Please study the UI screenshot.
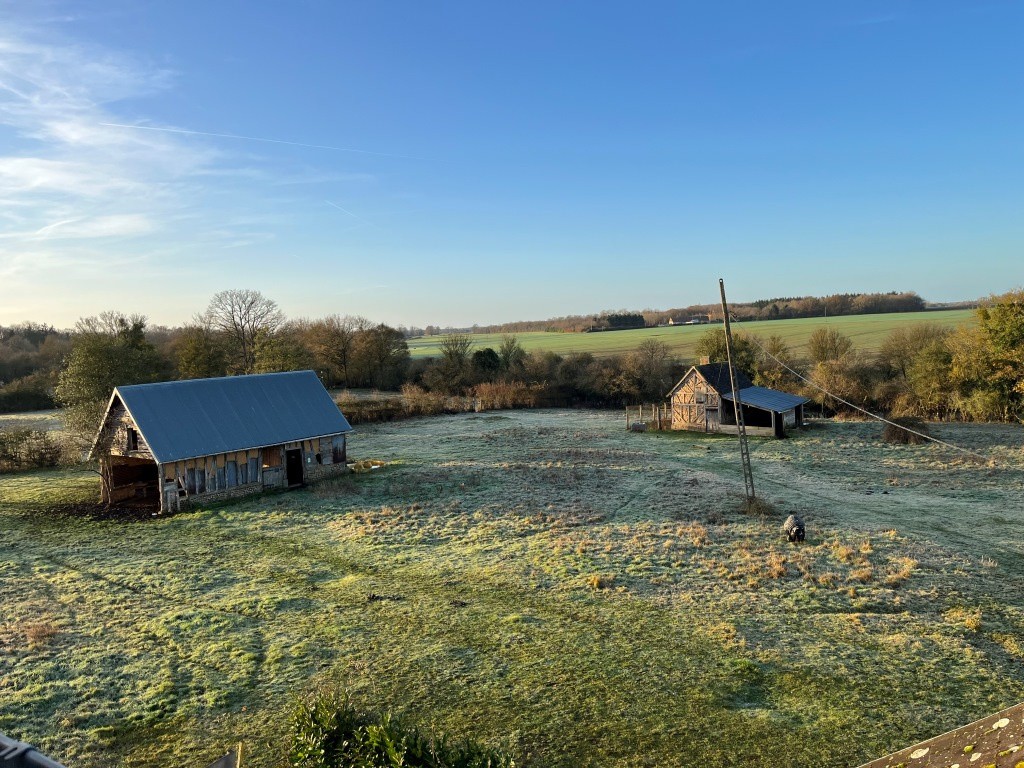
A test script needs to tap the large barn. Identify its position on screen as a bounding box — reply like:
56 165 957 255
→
667 362 808 438
89 370 353 513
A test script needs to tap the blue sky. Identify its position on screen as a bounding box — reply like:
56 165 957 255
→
0 1 1021 329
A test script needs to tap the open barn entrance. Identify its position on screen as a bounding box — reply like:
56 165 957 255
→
101 456 160 509
285 449 304 487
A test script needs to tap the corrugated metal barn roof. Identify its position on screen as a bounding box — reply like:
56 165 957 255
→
101 370 352 464
722 386 808 413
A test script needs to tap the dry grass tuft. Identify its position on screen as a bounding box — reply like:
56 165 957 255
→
25 623 58 647
766 551 787 579
882 557 918 587
677 522 709 548
586 573 616 590
815 571 838 587
848 566 874 584
944 606 982 632
833 543 856 564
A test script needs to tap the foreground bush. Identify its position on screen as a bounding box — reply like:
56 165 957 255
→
289 690 516 768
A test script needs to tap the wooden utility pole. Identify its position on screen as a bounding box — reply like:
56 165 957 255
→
719 278 756 507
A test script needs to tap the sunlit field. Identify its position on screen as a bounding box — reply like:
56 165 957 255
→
406 309 976 360
2 408 1022 767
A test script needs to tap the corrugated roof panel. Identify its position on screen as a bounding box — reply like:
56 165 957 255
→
694 363 753 393
722 386 808 412
114 370 352 464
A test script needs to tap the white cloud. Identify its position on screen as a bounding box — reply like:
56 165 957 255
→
0 24 213 293
0 14 388 326
32 213 155 240
0 156 141 196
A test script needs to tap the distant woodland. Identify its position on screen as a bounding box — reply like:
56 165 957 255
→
1 290 1020 442
426 290 956 335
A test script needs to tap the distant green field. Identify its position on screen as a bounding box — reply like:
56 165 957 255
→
407 309 976 361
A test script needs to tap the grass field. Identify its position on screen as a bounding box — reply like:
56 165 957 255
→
0 410 64 432
406 309 976 361
2 409 1023 767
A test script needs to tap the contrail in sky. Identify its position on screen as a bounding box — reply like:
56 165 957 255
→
325 199 377 228
99 122 416 159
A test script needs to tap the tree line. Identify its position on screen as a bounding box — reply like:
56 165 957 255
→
2 289 1021 440
702 289 1024 422
429 290 935 335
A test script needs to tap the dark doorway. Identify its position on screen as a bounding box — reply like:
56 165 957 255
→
285 449 304 487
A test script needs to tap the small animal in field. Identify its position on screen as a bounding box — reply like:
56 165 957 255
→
782 514 805 543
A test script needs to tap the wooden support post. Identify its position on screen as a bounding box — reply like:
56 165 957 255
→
720 278 756 508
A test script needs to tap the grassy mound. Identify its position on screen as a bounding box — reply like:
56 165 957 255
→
882 417 931 445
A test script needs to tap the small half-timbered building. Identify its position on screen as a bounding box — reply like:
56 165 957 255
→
89 370 353 513
667 362 807 438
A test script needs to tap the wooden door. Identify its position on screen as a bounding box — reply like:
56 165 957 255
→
706 407 720 432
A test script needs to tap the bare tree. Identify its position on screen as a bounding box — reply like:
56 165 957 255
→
623 339 673 402
200 289 284 374
300 314 371 387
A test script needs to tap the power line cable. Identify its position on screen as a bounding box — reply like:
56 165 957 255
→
746 336 993 465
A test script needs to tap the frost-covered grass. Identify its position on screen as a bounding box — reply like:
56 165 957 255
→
0 409 64 433
1 410 1023 767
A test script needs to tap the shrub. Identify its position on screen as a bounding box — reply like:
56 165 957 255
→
289 689 516 768
0 375 56 412
343 398 406 424
0 429 67 472
473 381 541 410
399 384 453 416
881 417 930 445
